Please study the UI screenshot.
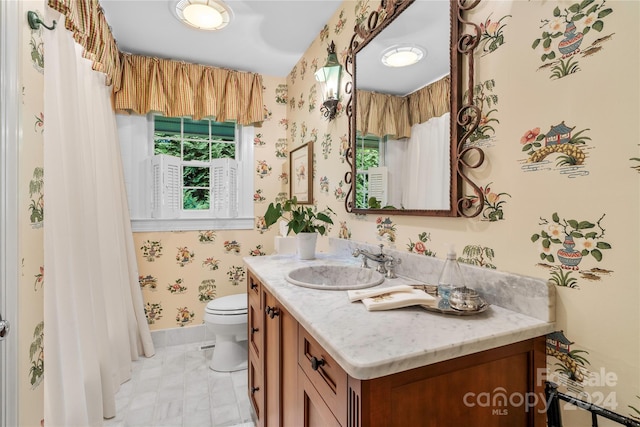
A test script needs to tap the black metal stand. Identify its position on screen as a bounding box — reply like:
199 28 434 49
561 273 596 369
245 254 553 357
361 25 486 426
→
545 381 640 427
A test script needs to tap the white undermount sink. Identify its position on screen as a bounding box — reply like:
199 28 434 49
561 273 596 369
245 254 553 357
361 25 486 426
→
285 265 384 290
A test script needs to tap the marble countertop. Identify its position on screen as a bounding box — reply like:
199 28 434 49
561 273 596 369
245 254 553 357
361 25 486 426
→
244 253 555 380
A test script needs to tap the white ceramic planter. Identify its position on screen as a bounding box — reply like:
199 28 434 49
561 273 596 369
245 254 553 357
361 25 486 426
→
296 232 318 260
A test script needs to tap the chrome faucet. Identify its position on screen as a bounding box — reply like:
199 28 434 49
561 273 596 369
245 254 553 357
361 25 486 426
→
352 244 401 278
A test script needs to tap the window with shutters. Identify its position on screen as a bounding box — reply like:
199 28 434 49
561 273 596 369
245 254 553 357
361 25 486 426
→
117 114 254 231
354 134 387 209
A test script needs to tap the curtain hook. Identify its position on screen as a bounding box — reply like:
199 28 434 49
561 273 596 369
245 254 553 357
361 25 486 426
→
27 11 57 31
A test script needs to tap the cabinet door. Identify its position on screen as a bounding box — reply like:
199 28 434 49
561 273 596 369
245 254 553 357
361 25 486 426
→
263 288 299 427
247 271 264 427
264 290 281 427
298 367 341 427
280 302 299 427
248 293 263 362
358 337 546 427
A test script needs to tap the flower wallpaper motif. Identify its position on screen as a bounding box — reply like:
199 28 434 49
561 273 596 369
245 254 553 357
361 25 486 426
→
532 212 612 288
478 13 512 56
407 232 436 257
474 182 511 222
531 0 614 79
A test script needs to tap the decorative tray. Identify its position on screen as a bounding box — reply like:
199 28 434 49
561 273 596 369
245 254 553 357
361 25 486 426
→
412 285 490 316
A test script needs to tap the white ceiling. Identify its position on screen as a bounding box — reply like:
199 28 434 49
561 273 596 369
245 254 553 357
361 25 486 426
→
356 1 450 96
100 0 451 95
100 0 343 77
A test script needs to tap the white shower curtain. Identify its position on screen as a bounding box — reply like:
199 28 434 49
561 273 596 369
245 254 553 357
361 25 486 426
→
401 113 451 210
43 10 154 427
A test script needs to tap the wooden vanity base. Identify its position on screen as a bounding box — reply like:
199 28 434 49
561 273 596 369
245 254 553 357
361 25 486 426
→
248 270 547 427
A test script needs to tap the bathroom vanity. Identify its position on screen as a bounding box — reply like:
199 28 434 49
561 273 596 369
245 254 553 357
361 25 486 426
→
244 248 555 427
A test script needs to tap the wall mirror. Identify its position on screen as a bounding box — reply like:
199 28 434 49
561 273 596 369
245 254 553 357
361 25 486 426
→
345 0 484 217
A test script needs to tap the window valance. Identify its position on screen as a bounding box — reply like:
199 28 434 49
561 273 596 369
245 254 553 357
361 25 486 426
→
113 54 264 126
357 75 450 139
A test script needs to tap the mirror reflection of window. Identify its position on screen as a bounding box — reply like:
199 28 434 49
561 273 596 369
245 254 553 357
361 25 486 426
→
355 134 385 209
358 111 451 211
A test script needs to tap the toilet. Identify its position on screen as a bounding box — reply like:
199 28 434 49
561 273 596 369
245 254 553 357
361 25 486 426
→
204 293 248 372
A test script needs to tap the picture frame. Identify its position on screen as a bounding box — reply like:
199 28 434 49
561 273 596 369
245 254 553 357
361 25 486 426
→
289 141 313 205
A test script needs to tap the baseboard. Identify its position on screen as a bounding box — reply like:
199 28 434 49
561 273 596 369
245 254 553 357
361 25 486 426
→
150 324 216 349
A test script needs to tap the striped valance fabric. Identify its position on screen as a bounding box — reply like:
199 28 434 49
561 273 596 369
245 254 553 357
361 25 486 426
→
113 54 264 125
357 75 450 139
407 75 450 126
357 91 412 139
48 0 121 90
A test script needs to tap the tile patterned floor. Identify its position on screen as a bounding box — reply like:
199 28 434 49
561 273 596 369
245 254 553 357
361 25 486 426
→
103 342 255 427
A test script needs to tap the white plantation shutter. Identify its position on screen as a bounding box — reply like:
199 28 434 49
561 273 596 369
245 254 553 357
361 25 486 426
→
368 166 388 207
151 154 181 218
211 158 238 217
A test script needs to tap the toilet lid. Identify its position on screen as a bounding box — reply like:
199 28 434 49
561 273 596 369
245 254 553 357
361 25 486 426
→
206 293 247 315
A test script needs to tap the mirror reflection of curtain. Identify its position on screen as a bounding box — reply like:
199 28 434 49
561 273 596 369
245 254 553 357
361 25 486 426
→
356 75 450 140
407 75 450 125
401 113 451 209
357 91 411 139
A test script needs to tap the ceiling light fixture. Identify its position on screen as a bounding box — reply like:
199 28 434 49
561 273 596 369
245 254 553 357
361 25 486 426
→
175 0 231 31
381 44 426 68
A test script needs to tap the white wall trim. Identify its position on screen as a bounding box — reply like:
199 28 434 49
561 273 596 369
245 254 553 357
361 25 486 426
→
131 217 254 232
0 1 21 426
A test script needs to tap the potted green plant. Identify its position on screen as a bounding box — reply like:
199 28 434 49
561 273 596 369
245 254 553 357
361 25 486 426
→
264 197 334 259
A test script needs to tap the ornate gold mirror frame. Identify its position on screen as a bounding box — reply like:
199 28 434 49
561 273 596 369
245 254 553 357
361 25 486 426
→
344 0 484 217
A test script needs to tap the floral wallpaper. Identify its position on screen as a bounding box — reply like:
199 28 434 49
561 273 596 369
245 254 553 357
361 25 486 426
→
286 0 638 424
19 2 45 426
12 0 639 425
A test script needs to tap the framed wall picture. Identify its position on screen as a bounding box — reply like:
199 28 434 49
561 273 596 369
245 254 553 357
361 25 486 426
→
290 141 313 204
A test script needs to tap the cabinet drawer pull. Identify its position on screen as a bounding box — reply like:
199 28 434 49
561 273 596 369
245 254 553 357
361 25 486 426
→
265 306 280 319
250 282 258 290
251 327 259 334
251 386 259 395
310 356 325 371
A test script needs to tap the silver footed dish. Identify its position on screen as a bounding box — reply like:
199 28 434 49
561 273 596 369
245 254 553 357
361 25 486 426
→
413 284 490 316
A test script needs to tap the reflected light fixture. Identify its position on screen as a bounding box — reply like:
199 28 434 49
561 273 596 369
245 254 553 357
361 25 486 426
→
175 0 232 31
381 44 426 68
314 41 342 121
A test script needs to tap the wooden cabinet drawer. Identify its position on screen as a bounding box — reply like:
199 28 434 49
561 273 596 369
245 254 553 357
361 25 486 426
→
247 270 261 306
298 327 347 425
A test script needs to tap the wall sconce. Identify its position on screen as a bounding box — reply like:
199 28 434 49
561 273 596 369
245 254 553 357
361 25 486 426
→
314 41 342 121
